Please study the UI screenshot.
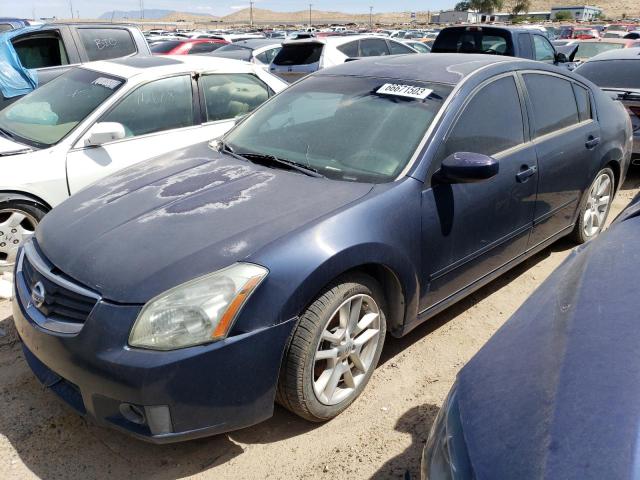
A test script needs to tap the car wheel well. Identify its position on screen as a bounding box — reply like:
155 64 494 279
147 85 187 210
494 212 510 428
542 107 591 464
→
340 264 406 337
605 160 620 191
0 191 52 211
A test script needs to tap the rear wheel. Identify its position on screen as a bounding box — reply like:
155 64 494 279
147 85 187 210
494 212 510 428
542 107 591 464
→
0 200 47 273
570 167 614 244
277 274 387 421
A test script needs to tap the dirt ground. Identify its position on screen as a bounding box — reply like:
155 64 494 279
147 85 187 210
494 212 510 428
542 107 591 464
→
1 170 639 480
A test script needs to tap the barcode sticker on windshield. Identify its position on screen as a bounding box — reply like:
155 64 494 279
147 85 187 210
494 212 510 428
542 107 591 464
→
377 84 433 99
92 77 121 90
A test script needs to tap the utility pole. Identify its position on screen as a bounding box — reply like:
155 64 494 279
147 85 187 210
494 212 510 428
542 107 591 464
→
69 0 73 19
369 6 373 30
139 0 145 20
249 1 254 28
309 4 312 28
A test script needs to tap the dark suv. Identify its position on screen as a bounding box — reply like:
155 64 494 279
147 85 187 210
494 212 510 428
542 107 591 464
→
1 23 150 108
432 25 565 64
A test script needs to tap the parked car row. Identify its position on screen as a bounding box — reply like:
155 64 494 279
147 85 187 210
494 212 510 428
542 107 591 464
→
6 42 633 448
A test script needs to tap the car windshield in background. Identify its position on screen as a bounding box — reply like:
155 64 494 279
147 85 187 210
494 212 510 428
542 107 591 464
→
432 28 513 55
0 68 124 148
577 60 640 89
273 43 323 65
225 76 451 183
150 40 184 53
575 42 625 60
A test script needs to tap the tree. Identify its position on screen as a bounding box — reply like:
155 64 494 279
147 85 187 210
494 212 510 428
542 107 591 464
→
454 2 471 11
511 0 530 16
469 0 504 14
554 10 572 21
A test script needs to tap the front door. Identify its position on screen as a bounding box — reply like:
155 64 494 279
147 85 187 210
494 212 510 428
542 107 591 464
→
66 74 234 194
420 74 538 311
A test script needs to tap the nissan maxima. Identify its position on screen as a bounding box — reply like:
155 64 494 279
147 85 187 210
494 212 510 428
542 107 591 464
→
12 54 632 442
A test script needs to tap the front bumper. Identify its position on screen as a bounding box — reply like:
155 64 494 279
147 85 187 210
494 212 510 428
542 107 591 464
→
13 263 296 443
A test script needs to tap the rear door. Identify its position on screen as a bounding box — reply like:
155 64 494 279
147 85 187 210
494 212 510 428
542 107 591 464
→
520 71 600 246
420 73 538 310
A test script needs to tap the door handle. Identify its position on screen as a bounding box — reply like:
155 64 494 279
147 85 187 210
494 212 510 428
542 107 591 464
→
516 165 537 183
585 136 600 149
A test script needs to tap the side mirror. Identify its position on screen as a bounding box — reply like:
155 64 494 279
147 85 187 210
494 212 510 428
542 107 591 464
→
435 152 499 184
554 52 568 64
85 122 126 146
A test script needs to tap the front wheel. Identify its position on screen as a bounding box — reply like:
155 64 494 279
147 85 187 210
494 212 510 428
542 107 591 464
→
0 200 47 273
570 167 615 244
277 274 387 422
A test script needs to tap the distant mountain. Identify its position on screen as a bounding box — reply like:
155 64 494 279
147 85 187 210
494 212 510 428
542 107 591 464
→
98 9 215 21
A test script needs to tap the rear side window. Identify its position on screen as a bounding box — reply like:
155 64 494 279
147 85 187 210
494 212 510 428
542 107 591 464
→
573 84 592 121
201 74 270 122
12 32 69 69
388 40 416 54
523 74 579 137
150 40 183 54
337 41 359 57
273 43 323 66
432 28 513 55
359 38 390 57
256 47 281 64
440 76 524 158
78 28 137 61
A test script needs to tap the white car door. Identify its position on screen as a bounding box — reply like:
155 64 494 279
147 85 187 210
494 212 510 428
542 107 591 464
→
65 74 234 194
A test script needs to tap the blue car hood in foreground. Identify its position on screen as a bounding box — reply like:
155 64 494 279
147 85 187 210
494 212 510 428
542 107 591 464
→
37 142 372 303
456 199 640 479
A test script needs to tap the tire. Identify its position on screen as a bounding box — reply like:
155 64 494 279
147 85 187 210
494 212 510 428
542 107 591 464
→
570 167 615 244
0 199 47 273
277 274 387 422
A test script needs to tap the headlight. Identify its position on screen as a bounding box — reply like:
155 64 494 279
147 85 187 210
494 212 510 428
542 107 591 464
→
421 383 473 480
129 263 268 350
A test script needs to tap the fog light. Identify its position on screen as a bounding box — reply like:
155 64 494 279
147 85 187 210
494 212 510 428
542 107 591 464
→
119 403 146 425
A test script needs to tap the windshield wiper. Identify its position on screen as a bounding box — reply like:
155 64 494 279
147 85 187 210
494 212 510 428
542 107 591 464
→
603 88 640 100
0 127 18 141
213 139 252 163
238 152 325 178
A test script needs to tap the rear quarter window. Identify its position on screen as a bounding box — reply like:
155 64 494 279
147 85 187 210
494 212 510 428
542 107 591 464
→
78 28 137 61
273 43 323 66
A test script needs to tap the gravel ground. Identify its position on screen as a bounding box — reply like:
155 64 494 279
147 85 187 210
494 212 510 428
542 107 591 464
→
1 170 638 480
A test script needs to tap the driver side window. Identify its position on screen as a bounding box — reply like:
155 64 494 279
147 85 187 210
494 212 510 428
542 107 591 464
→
533 35 555 62
439 75 525 161
101 75 194 138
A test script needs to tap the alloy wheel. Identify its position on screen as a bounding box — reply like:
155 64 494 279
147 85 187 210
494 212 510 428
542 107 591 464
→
0 209 38 272
583 173 612 238
312 294 382 406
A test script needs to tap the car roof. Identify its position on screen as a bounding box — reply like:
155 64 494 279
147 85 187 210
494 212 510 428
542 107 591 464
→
229 39 281 49
583 46 640 62
314 53 524 85
577 38 636 44
440 25 537 34
283 34 387 46
82 55 262 80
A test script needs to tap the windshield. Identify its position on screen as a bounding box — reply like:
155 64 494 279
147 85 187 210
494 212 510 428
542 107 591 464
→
150 40 184 53
225 75 451 183
575 42 624 60
577 60 640 90
0 68 124 147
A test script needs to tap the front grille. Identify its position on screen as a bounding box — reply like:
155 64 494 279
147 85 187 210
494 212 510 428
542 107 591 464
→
21 246 97 325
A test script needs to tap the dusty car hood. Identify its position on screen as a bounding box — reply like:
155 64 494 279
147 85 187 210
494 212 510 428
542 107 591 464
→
456 205 640 479
36 142 372 303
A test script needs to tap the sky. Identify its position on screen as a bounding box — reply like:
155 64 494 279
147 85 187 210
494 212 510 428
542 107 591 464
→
1 0 456 19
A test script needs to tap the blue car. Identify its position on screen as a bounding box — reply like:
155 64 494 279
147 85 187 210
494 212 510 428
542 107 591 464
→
421 194 640 479
12 54 632 442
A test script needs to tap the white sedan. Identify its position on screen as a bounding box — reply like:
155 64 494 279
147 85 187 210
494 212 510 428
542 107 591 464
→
0 55 287 272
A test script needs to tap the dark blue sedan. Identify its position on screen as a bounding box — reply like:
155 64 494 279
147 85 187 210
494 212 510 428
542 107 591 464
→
422 194 640 479
12 53 633 442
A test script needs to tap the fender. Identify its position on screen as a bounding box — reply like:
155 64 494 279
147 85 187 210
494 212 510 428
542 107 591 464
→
0 190 51 210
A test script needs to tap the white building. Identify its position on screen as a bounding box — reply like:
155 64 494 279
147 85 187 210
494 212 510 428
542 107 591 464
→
550 5 603 21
